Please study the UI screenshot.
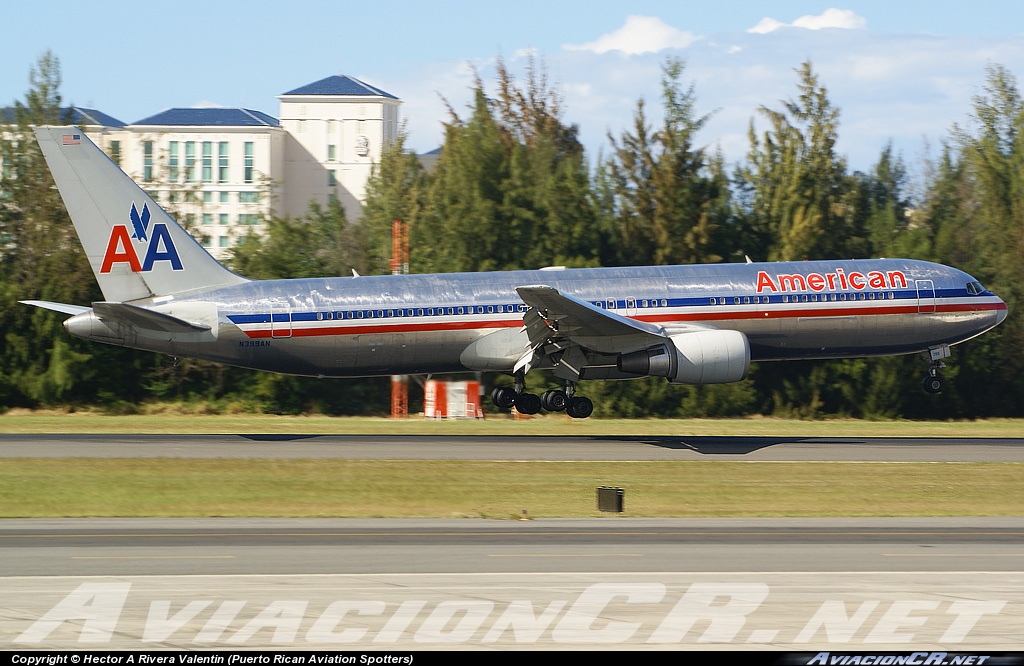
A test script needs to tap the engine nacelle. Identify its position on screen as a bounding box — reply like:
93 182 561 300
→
617 330 750 385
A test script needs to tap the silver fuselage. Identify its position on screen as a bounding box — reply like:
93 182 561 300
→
63 258 1007 379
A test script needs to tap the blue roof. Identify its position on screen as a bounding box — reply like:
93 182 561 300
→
283 75 397 99
132 108 279 127
0 106 125 127
71 107 126 127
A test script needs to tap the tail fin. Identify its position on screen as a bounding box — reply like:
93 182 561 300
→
33 126 248 302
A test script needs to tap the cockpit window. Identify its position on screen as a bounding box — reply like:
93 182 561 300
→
965 281 985 295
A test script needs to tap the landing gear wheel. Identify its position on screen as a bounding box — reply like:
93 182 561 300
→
514 392 542 415
491 386 517 409
565 396 594 419
541 389 568 412
922 375 943 394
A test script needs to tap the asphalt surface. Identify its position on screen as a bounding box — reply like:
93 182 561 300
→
1 432 1022 460
2 434 1021 649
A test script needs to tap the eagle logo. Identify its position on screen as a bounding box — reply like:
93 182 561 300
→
129 202 151 242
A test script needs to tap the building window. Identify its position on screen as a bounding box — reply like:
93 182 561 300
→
143 141 153 180
239 214 260 226
168 141 178 182
328 144 336 161
219 236 229 248
202 213 213 226
202 191 213 203
239 192 259 204
110 140 121 165
218 142 228 183
220 191 230 203
244 142 253 183
328 170 337 187
219 214 229 226
202 142 212 183
185 142 196 183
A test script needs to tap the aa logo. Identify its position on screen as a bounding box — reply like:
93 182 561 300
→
100 203 183 273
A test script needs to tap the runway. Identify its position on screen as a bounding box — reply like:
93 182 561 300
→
2 435 1022 649
3 517 1022 649
1 432 1022 460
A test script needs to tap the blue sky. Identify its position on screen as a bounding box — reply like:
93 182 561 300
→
5 1 1024 172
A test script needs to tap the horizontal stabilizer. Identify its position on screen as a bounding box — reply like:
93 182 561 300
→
92 302 211 333
19 300 91 316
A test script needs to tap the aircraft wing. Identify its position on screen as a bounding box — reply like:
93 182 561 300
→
514 285 724 380
515 285 666 354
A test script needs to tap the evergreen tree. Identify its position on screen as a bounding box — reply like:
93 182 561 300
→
0 52 154 410
603 57 726 267
361 126 425 275
739 61 850 261
411 58 599 274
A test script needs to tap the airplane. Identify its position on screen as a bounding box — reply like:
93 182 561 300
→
21 126 1008 418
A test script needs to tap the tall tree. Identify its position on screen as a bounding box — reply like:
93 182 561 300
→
360 126 426 275
0 52 152 409
603 57 726 267
921 63 1024 415
410 57 600 274
739 61 850 261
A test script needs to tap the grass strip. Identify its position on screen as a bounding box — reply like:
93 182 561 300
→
1 459 1020 518
2 413 1024 437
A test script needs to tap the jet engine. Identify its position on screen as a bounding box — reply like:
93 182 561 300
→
617 329 750 384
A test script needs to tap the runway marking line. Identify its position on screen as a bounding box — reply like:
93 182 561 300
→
485 549 638 553
884 549 1024 553
70 555 237 560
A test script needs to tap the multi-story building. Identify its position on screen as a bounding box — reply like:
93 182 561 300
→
4 75 401 259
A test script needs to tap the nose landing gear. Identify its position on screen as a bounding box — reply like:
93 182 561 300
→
922 345 951 394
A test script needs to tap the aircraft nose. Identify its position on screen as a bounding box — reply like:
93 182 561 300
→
996 300 1008 326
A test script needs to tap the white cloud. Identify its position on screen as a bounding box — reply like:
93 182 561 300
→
748 9 866 34
563 16 697 55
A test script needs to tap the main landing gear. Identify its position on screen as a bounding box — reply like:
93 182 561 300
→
490 381 593 419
